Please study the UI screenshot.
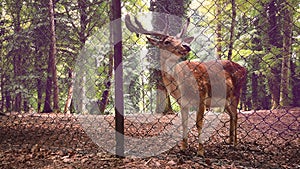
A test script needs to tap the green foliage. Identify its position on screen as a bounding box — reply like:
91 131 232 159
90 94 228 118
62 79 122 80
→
0 0 299 112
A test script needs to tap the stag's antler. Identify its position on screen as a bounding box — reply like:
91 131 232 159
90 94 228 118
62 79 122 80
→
176 18 190 38
125 14 190 38
125 14 168 38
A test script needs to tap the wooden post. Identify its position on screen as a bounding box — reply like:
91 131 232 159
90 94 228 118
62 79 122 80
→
112 0 124 157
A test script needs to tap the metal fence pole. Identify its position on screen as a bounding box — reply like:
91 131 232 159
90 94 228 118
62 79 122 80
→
112 0 124 158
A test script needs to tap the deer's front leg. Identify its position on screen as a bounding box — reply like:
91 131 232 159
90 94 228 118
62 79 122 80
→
180 106 189 151
196 103 205 157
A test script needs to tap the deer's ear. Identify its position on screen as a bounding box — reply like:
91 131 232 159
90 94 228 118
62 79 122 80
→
183 37 194 44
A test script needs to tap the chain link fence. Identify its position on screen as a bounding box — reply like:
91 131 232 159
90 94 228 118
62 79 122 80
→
0 0 299 168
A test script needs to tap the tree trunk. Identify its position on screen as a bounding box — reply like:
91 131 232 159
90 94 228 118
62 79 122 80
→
12 1 23 112
227 0 236 61
23 100 29 112
291 60 300 107
35 44 44 113
215 0 222 60
64 69 75 114
76 0 88 113
98 51 113 114
77 74 87 113
249 17 263 110
14 53 22 112
0 74 3 112
37 76 43 113
156 80 172 113
251 69 258 110
266 0 283 109
43 59 53 113
5 91 11 111
279 1 292 107
240 78 248 110
49 0 59 112
42 0 58 113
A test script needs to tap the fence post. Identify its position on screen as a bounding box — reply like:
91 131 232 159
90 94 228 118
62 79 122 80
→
112 0 124 157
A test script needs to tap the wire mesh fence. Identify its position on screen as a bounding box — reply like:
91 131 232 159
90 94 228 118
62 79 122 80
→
0 0 299 168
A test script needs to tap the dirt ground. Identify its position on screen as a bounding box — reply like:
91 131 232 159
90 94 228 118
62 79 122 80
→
0 108 299 169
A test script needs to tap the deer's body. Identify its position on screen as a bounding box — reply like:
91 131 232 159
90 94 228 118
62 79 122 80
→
162 59 246 108
125 15 247 156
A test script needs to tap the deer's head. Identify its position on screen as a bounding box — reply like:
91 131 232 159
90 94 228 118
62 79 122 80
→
125 14 194 57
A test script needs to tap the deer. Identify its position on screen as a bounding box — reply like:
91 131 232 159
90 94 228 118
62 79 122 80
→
125 14 247 156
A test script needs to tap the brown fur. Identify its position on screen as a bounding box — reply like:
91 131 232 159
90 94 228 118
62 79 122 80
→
159 53 246 156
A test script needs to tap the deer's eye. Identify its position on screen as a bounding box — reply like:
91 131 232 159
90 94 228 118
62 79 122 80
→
164 40 171 45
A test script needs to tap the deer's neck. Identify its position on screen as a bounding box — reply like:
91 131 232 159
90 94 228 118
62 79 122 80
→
159 49 181 75
158 49 183 101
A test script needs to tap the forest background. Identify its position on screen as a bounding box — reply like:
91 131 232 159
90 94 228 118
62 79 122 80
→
0 0 299 114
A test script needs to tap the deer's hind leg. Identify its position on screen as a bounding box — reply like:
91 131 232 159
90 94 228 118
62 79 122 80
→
225 97 238 146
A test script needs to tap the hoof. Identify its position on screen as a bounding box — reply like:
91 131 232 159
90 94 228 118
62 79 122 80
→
197 143 204 157
197 150 204 157
226 139 237 146
180 139 187 151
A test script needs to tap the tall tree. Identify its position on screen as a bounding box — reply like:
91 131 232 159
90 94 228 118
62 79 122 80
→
43 0 59 113
149 0 189 114
63 68 74 113
227 0 236 60
77 0 88 113
62 0 109 113
49 0 59 112
279 0 292 106
31 0 49 113
0 15 6 112
98 51 113 114
13 28 22 110
11 0 23 112
215 0 222 59
252 17 270 109
265 0 283 109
